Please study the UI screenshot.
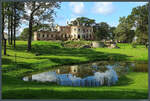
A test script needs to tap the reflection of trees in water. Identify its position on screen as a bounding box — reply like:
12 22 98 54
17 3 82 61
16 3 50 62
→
70 65 94 78
55 64 95 78
56 66 70 74
55 61 148 79
97 66 108 72
133 63 148 72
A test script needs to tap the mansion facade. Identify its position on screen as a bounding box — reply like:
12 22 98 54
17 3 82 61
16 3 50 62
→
34 25 95 41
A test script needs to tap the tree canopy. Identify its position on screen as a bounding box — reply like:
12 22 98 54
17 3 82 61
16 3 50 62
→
69 17 95 26
94 22 111 40
130 3 148 44
114 17 135 43
114 3 148 44
23 1 60 51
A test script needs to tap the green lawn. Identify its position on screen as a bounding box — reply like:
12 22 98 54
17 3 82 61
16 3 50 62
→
2 41 148 99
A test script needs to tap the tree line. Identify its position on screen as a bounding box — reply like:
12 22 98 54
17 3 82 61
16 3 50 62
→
1 1 60 55
2 2 24 52
2 2 148 55
115 3 148 45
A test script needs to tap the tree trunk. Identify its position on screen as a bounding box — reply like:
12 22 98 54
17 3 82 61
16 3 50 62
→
13 4 16 48
2 4 4 46
8 14 11 45
4 39 6 55
10 13 13 45
27 14 33 51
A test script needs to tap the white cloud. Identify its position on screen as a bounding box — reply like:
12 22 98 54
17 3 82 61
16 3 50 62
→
129 2 148 6
24 3 31 16
93 2 115 15
69 2 85 15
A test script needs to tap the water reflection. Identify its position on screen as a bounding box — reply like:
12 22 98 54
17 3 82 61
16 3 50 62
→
23 61 148 86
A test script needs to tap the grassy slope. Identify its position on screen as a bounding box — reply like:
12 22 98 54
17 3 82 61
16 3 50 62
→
2 41 148 99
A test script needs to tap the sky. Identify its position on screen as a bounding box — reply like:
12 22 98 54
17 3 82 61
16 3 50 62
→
17 2 148 36
54 2 148 27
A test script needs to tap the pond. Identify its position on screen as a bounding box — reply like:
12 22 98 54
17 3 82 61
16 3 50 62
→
23 61 148 87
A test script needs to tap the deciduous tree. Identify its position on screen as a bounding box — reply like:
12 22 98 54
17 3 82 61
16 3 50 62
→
24 1 60 51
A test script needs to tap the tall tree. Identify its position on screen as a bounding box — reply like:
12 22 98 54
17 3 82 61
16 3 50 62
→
94 22 110 41
2 2 9 55
10 8 13 45
115 3 148 44
2 2 8 46
114 17 135 43
24 1 60 51
109 26 116 41
130 3 148 44
4 35 7 55
12 2 25 48
69 17 95 26
6 5 11 45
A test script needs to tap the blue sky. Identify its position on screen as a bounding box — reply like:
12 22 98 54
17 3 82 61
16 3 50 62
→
17 2 148 35
54 2 147 27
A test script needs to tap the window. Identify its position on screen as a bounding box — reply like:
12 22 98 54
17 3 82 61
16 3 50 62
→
78 35 80 39
43 34 44 38
86 35 88 38
78 29 80 32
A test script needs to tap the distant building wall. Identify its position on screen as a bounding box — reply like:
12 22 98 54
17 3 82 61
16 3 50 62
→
34 31 60 41
70 26 94 40
34 25 95 41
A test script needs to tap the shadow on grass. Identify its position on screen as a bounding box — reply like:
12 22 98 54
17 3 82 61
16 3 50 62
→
3 42 130 76
5 41 131 66
116 74 133 86
7 43 130 61
2 88 148 99
7 42 130 61
2 58 14 64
